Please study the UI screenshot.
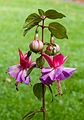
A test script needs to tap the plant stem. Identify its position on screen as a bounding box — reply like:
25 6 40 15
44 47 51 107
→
38 24 48 28
41 19 46 120
42 84 46 120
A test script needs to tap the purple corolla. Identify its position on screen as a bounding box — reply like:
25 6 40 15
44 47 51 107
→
40 53 76 94
8 49 35 89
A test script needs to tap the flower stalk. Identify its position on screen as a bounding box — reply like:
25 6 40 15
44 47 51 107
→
41 19 46 120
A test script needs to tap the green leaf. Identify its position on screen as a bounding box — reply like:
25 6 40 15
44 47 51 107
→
23 111 35 120
38 9 45 16
33 83 46 100
48 22 68 39
36 56 45 68
23 13 42 36
45 9 65 19
23 22 37 36
23 28 29 36
25 13 41 23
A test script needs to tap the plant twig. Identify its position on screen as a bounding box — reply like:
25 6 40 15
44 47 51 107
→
41 19 46 120
38 24 48 28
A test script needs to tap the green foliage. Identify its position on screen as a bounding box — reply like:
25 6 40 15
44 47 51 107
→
23 9 68 39
38 9 45 16
33 83 46 100
45 9 65 19
48 22 68 39
23 13 42 36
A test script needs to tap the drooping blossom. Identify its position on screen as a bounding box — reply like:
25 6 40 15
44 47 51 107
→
8 49 36 89
40 53 76 94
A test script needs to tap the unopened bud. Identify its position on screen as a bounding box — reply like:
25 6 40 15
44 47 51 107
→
45 45 53 56
45 44 60 56
29 33 43 53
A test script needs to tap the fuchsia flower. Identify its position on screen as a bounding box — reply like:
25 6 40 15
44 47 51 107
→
8 49 36 89
40 53 76 94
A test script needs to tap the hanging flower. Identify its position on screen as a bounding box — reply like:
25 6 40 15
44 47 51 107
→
8 49 36 89
40 53 76 94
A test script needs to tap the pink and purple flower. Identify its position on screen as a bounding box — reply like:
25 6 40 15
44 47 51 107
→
8 49 36 89
40 53 76 94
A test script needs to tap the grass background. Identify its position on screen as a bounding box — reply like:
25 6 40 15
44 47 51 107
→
0 0 84 120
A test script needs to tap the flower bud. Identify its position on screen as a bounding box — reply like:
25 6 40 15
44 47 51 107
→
45 44 60 55
29 33 43 53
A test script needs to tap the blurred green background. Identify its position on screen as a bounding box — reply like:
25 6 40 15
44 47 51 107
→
0 0 84 120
